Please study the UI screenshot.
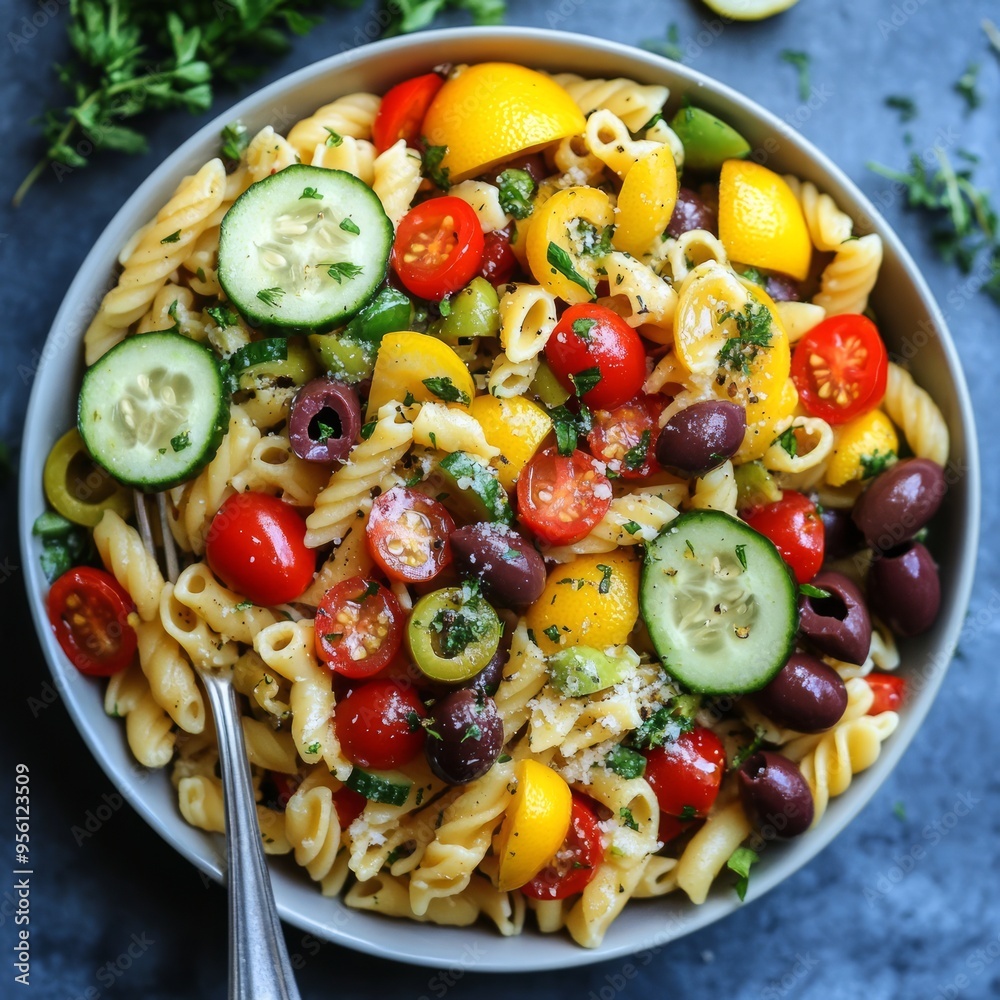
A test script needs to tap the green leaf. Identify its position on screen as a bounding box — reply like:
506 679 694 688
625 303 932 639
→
422 143 450 191
340 217 361 235
619 807 639 831
569 367 602 398
300 187 323 200
727 846 760 901
885 95 917 123
799 583 832 599
497 168 536 220
955 62 981 112
623 430 651 471
597 563 613 595
780 49 811 101
546 242 595 297
717 301 773 375
160 230 181 244
605 746 646 779
422 376 470 405
860 449 897 479
326 262 364 284
257 287 285 307
220 122 249 162
572 317 595 342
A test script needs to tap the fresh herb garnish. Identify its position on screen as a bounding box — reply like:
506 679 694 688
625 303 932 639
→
422 376 471 405
735 544 748 571
861 449 897 479
360 419 377 441
572 317 596 342
546 242 595 297
885 95 917 122
774 426 798 458
421 143 450 190
628 700 694 751
548 403 591 456
327 261 364 283
339 217 361 235
955 62 981 112
780 50 811 101
160 229 181 244
497 168 536 220
323 633 343 644
206 304 240 329
543 625 562 644
324 127 343 147
460 723 482 743
623 520 642 536
623 430 651 471
597 563 613 595
717 301 773 375
575 220 615 258
385 0 506 36
730 730 765 772
727 846 760 902
233 599 252 612
619 807 640 831
220 122 249 163
170 431 190 453
257 287 285 307
800 583 832 599
605 746 646 779
300 187 323 200
315 421 336 444
569 367 602 398
429 601 491 657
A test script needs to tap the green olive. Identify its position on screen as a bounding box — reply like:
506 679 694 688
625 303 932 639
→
429 278 500 344
529 359 570 408
734 460 782 511
239 338 318 390
407 586 502 683
44 428 132 527
308 332 374 383
548 645 637 697
669 107 751 172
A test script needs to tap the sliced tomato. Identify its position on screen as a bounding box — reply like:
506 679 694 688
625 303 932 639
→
544 303 646 410
205 492 315 607
372 73 444 154
516 447 612 546
47 567 137 676
332 786 367 828
743 490 825 584
334 679 426 770
658 812 700 846
520 794 604 900
588 395 664 479
366 486 455 583
866 672 906 715
790 315 888 424
315 576 404 678
263 772 302 811
392 196 485 301
644 727 726 819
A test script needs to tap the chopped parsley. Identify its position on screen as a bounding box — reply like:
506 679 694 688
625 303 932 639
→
605 746 646 779
572 317 596 342
306 741 321 755
735 544 748 571
497 168 536 220
860 449 897 479
299 187 323 200
685 539 696 557
206 304 240 329
327 261 364 283
405 711 423 734
597 563 613 595
800 583 832 600
548 403 591 456
628 700 694 751
360 419 377 441
315 421 337 444
623 430 651 471
256 287 285 307
619 807 639 831
569 367 602 398
955 62 981 113
358 581 380 601
729 729 765 772
170 431 190 453
542 625 562 644
739 266 766 286
461 723 482 743
773 426 798 458
324 128 343 147
726 846 760 902
233 600 252 612
160 229 181 244
885 95 917 122
385 846 406 866
546 242 595 297
422 376 471 405
220 122 249 163
717 301 773 376
323 633 343 644
502 548 521 562
780 50 811 101
429 601 492 657
679 804 697 821
575 220 614 258
621 521 641 537
340 217 361 235
421 143 450 190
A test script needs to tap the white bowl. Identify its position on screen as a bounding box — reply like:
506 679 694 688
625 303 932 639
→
19 27 980 971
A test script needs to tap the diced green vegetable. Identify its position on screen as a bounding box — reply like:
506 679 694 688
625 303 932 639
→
670 106 751 172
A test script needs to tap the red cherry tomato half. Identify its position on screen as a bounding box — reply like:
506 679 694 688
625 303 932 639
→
479 226 517 285
588 395 664 479
658 812 698 846
866 672 906 715
47 567 137 676
332 786 367 829
392 196 485 301
265 772 302 810
644 727 726 819
790 315 888 424
315 576 404 678
205 492 314 607
334 679 426 770
544 303 646 410
366 486 455 583
372 73 444 154
517 447 612 546
520 794 604 900
743 490 825 584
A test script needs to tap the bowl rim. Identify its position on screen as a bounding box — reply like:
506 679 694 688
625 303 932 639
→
19 25 981 972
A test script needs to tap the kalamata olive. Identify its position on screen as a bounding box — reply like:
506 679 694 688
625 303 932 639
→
468 609 516 696
424 688 503 784
852 458 946 552
288 378 361 463
479 225 517 285
820 506 864 560
755 652 848 733
666 187 718 237
798 571 872 665
450 523 546 608
738 752 814 838
655 400 746 477
763 273 801 302
868 541 941 637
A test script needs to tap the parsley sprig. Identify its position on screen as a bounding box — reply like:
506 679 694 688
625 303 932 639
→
717 301 773 375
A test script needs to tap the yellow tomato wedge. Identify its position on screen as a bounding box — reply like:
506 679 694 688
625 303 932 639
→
470 395 552 491
527 551 640 655
366 332 475 419
613 144 678 258
826 410 899 487
719 160 812 281
496 760 572 892
422 64 585 184
525 186 615 304
701 0 801 20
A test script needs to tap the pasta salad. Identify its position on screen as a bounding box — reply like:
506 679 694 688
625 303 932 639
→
38 61 951 949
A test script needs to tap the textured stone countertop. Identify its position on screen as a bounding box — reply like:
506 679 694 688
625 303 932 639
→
2 0 998 997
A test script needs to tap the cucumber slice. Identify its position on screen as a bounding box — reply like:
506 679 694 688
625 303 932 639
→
641 510 797 694
218 164 392 331
78 331 229 492
345 768 412 806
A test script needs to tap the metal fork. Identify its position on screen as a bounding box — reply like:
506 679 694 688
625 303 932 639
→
136 492 303 1000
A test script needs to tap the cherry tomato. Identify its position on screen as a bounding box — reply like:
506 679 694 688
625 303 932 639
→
205 492 314 607
392 196 485 301
479 226 517 285
367 486 455 583
790 315 889 424
516 447 612 546
334 679 426 770
520 794 604 900
372 73 444 154
644 727 726 818
544 303 646 410
315 576 404 678
658 812 698 846
263 772 302 811
47 566 137 676
866 672 906 715
588 395 664 479
332 786 367 828
743 490 825 584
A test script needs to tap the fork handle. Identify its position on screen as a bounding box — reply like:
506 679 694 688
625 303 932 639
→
201 671 303 1000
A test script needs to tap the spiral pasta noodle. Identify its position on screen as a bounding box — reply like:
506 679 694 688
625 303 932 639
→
813 233 883 316
882 362 950 466
286 92 381 162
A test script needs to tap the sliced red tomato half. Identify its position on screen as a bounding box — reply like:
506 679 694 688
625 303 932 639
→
520 794 604 900
392 196 485 301
517 447 612 546
47 566 137 676
315 576 404 678
372 73 444 154
790 314 888 424
366 486 455 583
644 727 726 819
588 395 664 479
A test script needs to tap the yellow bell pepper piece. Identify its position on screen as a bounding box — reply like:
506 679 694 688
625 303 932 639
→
826 410 899 487
469 395 552 492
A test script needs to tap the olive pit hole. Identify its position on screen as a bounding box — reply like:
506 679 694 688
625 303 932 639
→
808 594 847 621
308 406 343 442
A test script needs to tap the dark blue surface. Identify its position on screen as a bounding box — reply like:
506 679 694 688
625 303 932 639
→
3 1 999 997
